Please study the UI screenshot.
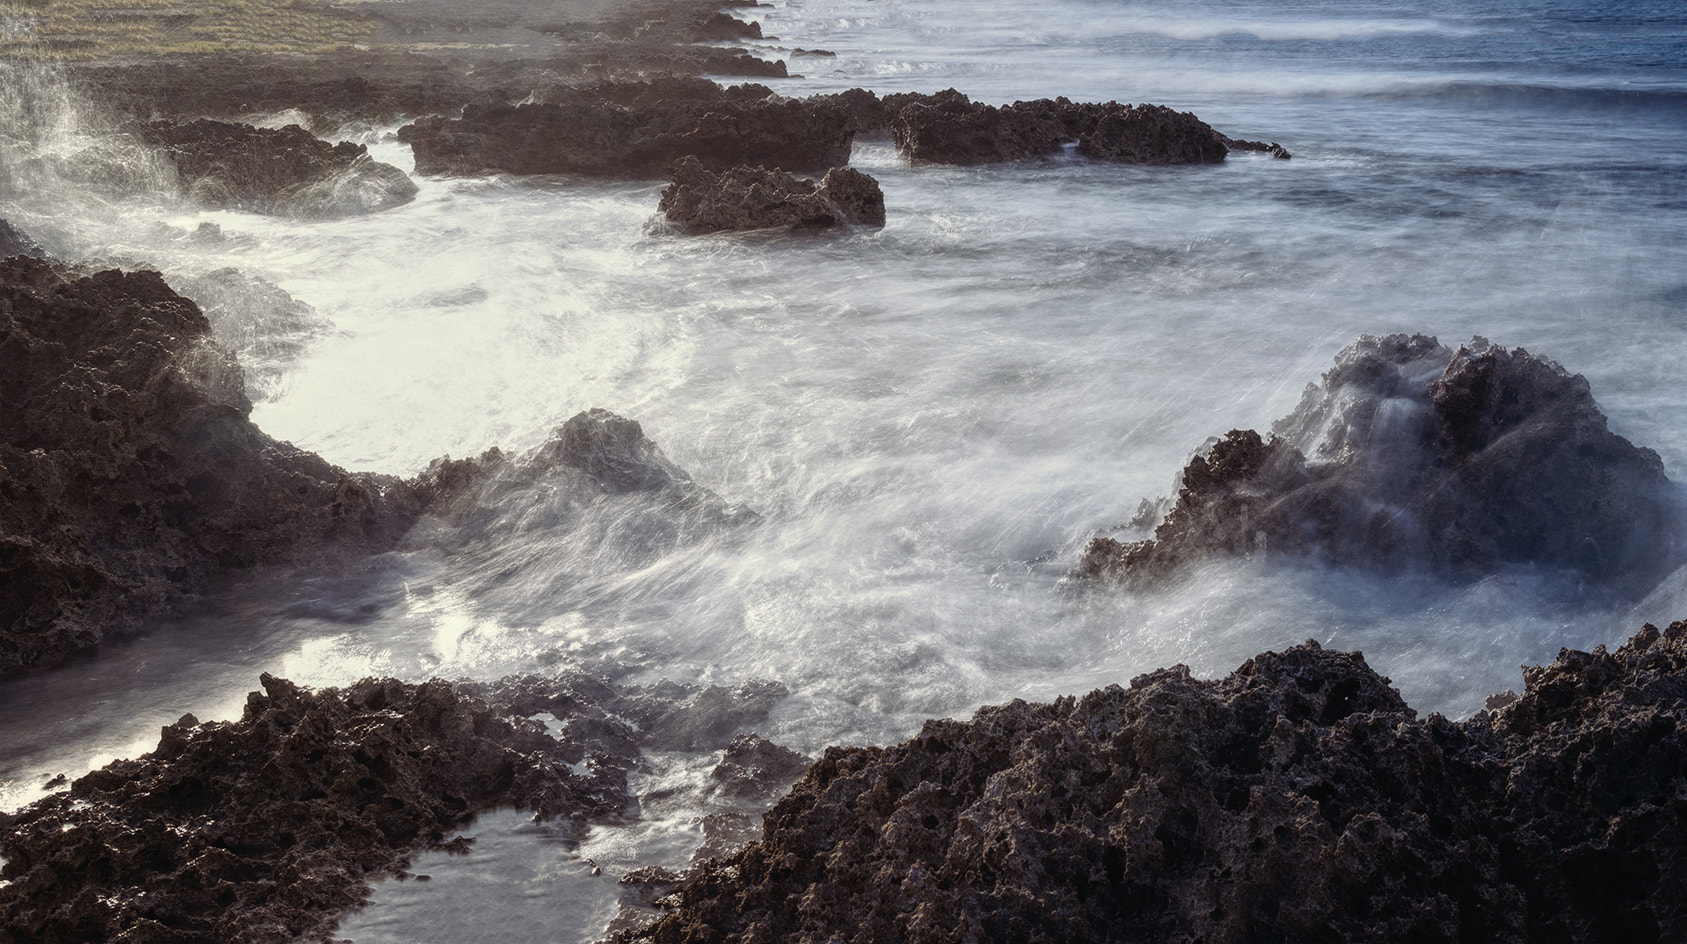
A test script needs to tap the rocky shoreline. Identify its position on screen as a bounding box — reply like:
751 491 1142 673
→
616 621 1687 944
1 2 1681 943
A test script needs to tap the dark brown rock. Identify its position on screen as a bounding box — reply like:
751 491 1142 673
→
890 88 1067 165
1223 135 1292 159
0 667 773 944
0 258 758 677
1076 102 1229 165
657 156 885 233
399 95 854 178
1077 335 1681 593
616 621 1687 944
131 119 417 218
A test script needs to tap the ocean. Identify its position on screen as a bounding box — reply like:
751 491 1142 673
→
2 0 1686 939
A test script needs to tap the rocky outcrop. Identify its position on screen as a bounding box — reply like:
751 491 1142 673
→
617 620 1687 944
166 267 333 403
886 89 1233 166
132 119 417 218
398 96 854 178
1077 335 1681 593
890 89 1068 164
1075 102 1229 165
656 156 886 233
0 669 794 944
0 258 756 677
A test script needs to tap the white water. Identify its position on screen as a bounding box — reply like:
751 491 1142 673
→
3 0 1687 939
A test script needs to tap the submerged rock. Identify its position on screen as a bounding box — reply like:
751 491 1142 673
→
0 669 795 944
398 96 855 179
0 258 757 677
133 119 418 218
0 219 45 260
657 156 886 233
1077 335 1681 593
617 621 1687 944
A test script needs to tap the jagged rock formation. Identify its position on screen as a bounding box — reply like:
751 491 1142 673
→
398 95 854 178
656 156 886 233
617 621 1687 944
887 89 1231 166
131 119 418 218
0 670 794 944
0 258 756 677
1077 335 1681 593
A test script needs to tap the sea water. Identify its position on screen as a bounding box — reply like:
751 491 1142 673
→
2 0 1686 939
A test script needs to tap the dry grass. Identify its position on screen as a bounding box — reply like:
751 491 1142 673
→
0 0 378 59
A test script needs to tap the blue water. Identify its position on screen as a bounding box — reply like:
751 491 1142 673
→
1 0 1685 939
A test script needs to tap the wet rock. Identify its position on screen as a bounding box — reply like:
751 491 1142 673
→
1076 102 1229 165
1223 135 1293 159
1077 335 1681 593
0 674 642 944
623 679 793 753
617 621 1687 944
167 267 334 403
0 259 758 677
890 88 1067 164
657 156 886 233
399 95 853 178
132 119 418 218
0 219 45 260
0 257 416 676
709 734 813 803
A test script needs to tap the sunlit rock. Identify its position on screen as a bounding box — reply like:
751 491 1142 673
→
1077 334 1681 594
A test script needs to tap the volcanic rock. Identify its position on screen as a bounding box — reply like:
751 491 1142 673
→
0 258 757 677
890 88 1067 165
616 621 1687 944
1077 335 1681 592
398 96 854 178
132 119 418 218
1076 102 1229 165
0 665 794 944
657 156 885 233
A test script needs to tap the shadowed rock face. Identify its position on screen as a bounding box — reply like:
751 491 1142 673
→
0 670 793 944
132 119 418 218
891 89 1068 164
1077 335 1681 593
0 257 756 677
616 621 1687 944
657 156 886 233
1075 102 1229 165
399 96 855 178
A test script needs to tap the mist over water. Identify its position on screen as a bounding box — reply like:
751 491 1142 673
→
3 0 1687 938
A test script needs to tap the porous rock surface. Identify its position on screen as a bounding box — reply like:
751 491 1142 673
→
618 621 1687 944
657 156 886 233
887 89 1231 166
132 119 418 218
0 669 794 944
1077 334 1680 592
0 257 756 676
398 94 855 178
